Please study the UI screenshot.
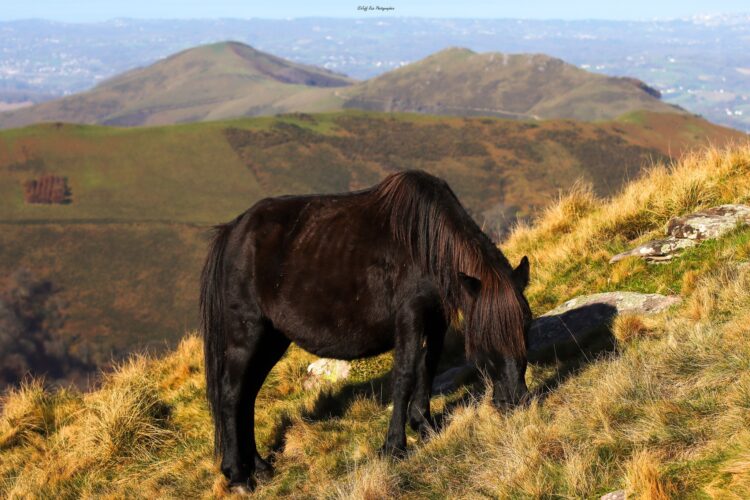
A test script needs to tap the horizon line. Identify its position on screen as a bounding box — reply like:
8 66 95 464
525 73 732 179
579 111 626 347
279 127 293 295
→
2 13 750 24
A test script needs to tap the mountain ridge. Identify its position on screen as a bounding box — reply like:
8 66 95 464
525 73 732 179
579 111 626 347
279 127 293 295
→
0 42 694 129
340 47 683 121
0 42 353 128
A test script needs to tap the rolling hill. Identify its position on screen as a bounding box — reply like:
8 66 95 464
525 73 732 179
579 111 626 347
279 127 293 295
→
0 42 352 128
340 47 684 121
0 110 742 385
0 43 693 129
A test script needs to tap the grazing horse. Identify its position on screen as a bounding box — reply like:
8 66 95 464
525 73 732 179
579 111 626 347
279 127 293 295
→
200 170 532 492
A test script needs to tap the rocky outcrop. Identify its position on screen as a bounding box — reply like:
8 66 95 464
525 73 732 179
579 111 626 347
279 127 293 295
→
609 237 696 263
610 204 750 263
667 204 750 239
527 291 680 363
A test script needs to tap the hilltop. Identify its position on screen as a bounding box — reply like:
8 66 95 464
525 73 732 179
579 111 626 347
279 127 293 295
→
0 42 352 128
0 111 742 385
341 47 683 121
0 43 694 128
2 144 749 497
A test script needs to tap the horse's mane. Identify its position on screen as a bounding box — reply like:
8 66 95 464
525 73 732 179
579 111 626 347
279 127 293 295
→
373 170 527 359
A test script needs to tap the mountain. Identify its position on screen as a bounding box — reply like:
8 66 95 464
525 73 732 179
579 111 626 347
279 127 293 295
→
3 144 750 497
0 110 741 385
0 44 696 129
340 48 684 121
2 18 750 130
0 42 352 128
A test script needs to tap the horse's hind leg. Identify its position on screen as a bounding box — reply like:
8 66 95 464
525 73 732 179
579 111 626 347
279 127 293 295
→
408 309 446 437
220 313 289 492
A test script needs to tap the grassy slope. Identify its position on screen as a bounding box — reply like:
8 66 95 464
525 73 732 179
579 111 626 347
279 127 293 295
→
0 223 206 365
0 111 743 375
341 48 682 121
2 111 737 223
2 144 750 498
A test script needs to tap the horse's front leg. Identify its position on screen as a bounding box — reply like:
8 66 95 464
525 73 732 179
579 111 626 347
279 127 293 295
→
381 300 424 457
409 308 447 438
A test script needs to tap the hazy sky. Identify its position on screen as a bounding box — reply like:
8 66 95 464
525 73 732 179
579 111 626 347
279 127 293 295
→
1 0 747 22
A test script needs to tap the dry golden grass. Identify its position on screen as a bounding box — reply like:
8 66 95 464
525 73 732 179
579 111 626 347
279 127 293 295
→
2 143 750 497
624 449 674 499
506 142 750 311
612 314 656 344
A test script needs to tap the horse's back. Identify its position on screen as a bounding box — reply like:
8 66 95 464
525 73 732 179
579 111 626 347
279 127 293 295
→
234 189 416 358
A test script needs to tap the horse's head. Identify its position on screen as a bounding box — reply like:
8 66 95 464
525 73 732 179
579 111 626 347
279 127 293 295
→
462 256 532 410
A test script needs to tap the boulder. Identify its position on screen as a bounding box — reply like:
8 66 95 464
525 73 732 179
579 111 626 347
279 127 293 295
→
601 491 626 500
667 204 750 240
303 358 351 390
528 291 680 363
609 204 750 263
431 362 479 395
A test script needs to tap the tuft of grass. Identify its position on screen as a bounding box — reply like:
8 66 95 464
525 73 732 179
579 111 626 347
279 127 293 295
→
624 449 674 499
0 380 73 450
612 314 655 344
333 459 399 500
73 359 175 465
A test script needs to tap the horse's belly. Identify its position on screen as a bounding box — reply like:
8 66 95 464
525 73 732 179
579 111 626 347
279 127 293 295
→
276 316 395 360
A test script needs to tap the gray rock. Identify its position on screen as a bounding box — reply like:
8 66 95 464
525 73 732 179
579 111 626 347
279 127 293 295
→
431 363 479 395
667 204 750 240
528 292 681 363
609 237 696 263
601 490 626 500
609 204 750 263
303 358 351 390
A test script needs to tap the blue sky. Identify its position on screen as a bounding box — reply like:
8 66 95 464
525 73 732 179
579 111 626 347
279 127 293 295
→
1 0 748 22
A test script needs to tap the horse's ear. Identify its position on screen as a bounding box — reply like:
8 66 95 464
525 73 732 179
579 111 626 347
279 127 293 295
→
512 256 530 291
458 272 482 298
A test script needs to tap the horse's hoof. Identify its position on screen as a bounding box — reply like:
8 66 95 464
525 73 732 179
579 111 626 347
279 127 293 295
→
229 478 256 496
254 455 274 482
378 443 407 459
255 467 274 483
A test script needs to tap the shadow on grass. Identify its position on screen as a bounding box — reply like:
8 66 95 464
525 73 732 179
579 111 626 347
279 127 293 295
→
266 303 620 456
265 372 392 458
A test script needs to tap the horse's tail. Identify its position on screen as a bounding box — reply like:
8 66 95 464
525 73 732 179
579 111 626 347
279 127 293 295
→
200 221 235 457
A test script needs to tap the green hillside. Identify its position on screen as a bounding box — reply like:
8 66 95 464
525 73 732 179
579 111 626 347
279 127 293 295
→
2 144 749 497
0 111 743 383
341 48 683 121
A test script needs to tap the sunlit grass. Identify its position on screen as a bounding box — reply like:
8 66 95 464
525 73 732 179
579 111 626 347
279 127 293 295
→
2 143 750 497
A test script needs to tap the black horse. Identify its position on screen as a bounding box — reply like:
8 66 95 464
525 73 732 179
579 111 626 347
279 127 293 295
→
200 170 532 492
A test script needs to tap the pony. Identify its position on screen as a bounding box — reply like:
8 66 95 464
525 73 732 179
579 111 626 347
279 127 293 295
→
200 170 532 492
